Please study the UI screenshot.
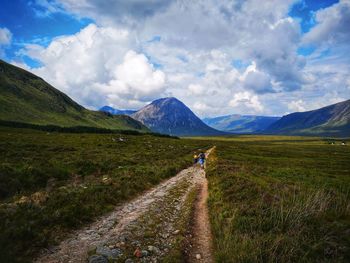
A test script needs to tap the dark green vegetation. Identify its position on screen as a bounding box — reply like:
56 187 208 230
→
0 60 148 132
206 136 350 262
0 126 207 262
265 99 350 137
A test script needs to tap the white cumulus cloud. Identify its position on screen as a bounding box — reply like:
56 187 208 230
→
101 50 166 103
303 0 350 47
21 24 166 109
229 91 264 114
288 99 306 112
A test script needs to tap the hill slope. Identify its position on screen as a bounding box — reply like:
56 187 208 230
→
203 115 280 133
0 60 148 131
99 106 137 116
265 99 350 136
131 97 225 136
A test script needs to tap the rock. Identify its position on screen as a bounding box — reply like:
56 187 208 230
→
161 233 170 239
119 235 128 242
96 246 122 259
196 254 202 260
88 255 108 263
131 240 140 246
173 230 180 235
147 245 160 254
125 259 134 263
110 248 123 259
134 248 142 258
141 250 149 257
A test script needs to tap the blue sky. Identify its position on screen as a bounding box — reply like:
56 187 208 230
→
0 0 349 117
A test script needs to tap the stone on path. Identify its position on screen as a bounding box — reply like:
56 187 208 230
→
134 247 142 258
88 255 108 263
96 246 122 259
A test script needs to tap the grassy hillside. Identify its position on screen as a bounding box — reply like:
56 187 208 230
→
205 136 350 262
265 99 350 137
0 126 208 262
0 60 148 132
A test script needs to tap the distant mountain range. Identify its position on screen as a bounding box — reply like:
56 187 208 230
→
264 99 350 136
0 60 148 132
131 97 225 136
1 60 349 137
103 97 350 137
99 106 137 116
203 115 280 133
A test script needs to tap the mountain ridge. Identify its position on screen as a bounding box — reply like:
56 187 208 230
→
99 106 137 116
264 99 350 136
0 60 148 132
203 114 280 133
131 97 226 136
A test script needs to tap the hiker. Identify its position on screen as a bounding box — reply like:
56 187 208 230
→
193 154 198 164
198 152 206 169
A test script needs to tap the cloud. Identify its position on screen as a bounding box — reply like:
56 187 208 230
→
0 27 12 57
15 0 349 117
57 0 173 25
192 101 211 115
303 0 350 47
229 91 264 114
21 24 166 109
288 99 306 112
0 27 12 45
240 62 273 93
29 0 66 17
102 50 166 102
188 84 205 96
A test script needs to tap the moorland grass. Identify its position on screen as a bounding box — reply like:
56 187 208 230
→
0 126 209 262
206 136 350 262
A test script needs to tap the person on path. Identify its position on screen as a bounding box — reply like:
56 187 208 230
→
198 152 206 169
193 154 198 164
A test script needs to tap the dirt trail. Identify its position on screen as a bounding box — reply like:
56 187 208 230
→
187 177 214 263
186 148 214 263
35 148 214 263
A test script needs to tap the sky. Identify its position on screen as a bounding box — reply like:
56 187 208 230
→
0 0 349 117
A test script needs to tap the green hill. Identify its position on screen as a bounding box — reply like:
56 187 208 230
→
0 60 148 132
265 99 350 137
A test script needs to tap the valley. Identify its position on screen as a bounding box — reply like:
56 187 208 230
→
1 126 349 262
1 1 350 262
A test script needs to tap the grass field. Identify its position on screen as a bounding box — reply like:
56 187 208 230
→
0 126 209 262
1 128 349 262
205 136 350 262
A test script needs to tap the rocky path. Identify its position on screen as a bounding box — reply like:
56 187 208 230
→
35 148 214 263
186 175 214 263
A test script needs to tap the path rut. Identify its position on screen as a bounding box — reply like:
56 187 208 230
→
35 148 214 263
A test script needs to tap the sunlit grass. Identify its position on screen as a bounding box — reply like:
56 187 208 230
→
206 137 350 262
0 126 210 263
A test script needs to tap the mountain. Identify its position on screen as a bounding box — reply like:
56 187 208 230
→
203 115 280 133
99 106 137 116
265 99 350 136
131 97 225 136
0 60 148 132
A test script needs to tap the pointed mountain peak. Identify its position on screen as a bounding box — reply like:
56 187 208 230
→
131 97 224 136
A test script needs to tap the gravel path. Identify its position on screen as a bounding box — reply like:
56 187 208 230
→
35 149 214 263
187 175 214 263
